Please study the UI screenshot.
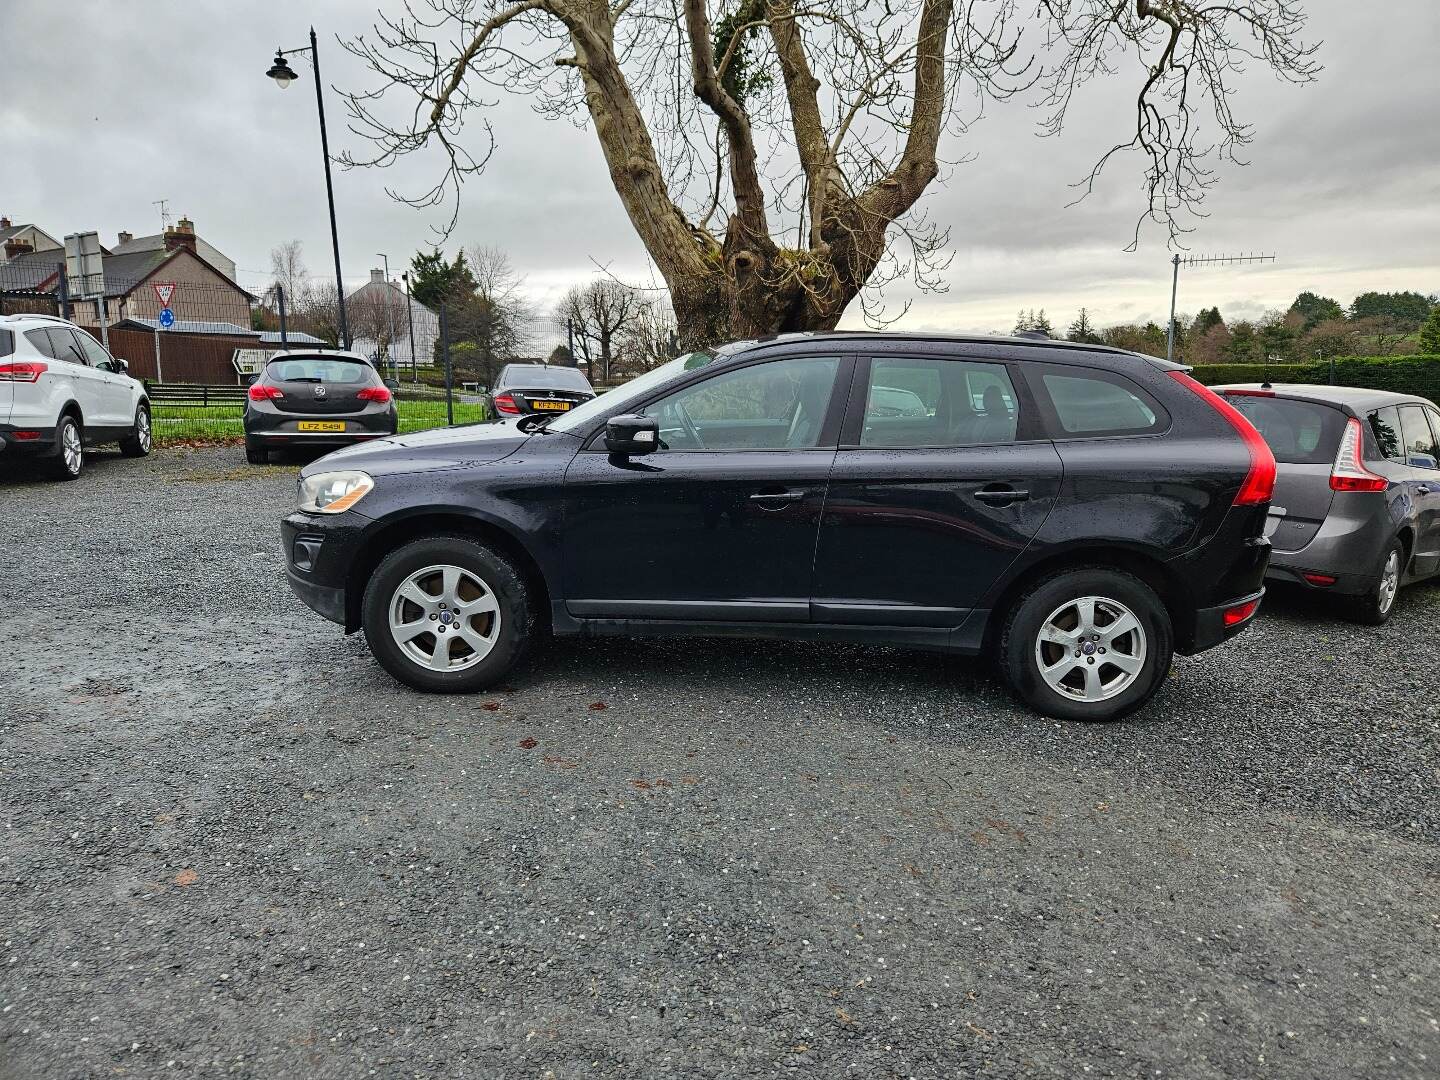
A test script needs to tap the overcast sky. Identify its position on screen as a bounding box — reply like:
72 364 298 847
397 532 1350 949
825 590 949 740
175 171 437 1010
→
4 1 1436 347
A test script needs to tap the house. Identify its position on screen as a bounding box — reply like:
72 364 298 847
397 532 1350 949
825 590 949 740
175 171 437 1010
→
0 217 63 264
110 217 238 284
0 217 255 330
346 268 439 371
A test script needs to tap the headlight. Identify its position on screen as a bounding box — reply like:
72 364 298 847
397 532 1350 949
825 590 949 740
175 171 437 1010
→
299 470 374 514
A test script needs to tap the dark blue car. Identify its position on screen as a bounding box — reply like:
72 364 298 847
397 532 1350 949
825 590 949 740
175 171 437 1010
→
281 333 1275 721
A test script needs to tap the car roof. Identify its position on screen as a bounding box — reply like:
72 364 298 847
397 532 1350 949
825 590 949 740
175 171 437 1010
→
716 330 1179 368
1210 383 1432 411
0 313 82 330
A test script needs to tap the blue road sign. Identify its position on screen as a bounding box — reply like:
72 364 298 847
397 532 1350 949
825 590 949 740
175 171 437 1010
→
158 307 175 329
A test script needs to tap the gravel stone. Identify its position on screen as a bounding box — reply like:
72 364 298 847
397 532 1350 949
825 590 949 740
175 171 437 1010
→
2 445 1437 1079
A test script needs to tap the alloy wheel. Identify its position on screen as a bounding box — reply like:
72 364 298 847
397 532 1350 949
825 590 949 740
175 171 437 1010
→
1034 595 1147 703
61 423 83 476
1378 550 1400 614
137 410 151 452
388 563 502 672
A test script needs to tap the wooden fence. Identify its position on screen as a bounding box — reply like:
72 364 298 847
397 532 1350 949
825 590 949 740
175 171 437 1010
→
106 328 252 384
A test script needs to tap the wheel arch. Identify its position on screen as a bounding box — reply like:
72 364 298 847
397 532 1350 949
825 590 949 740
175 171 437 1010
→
983 545 1186 656
343 510 553 634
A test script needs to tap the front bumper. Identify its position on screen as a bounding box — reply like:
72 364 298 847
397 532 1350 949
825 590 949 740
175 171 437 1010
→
281 511 370 629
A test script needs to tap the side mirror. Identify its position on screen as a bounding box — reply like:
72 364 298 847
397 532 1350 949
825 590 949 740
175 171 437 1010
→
114 358 130 376
604 413 659 456
246 374 260 386
384 378 400 392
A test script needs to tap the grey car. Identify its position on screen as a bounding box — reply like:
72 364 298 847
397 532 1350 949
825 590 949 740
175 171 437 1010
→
244 351 398 465
1213 383 1440 623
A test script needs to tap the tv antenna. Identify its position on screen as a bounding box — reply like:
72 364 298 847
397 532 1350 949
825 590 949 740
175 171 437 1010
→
153 198 172 231
1166 252 1277 363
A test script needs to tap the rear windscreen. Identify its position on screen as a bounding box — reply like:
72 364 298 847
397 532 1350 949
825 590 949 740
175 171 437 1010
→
266 356 373 383
1227 396 1346 464
501 366 591 391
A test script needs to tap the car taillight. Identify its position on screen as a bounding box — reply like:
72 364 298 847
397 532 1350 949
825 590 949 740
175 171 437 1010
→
0 361 47 383
1222 598 1261 626
1330 416 1387 492
357 386 392 403
493 393 520 415
249 384 284 401
1168 371 1277 506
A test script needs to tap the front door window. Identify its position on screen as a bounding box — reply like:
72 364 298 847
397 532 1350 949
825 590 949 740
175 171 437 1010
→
642 356 840 450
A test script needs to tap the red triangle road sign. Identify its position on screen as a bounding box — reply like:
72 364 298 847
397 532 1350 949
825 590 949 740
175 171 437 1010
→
153 282 176 307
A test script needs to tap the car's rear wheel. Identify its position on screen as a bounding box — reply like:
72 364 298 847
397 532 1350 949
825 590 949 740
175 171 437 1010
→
1000 567 1173 722
362 534 533 693
244 438 269 465
1344 538 1404 626
46 415 84 481
119 404 152 457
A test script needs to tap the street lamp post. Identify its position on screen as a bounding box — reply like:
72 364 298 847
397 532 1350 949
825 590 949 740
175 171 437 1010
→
267 28 349 350
402 271 419 384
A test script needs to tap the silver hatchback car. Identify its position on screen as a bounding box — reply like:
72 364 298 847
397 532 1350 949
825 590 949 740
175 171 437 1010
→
1211 384 1440 623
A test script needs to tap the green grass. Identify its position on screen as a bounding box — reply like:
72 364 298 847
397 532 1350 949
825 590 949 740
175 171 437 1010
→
149 400 489 445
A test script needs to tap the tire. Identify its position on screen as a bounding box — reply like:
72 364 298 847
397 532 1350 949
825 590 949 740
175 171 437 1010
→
1343 537 1404 626
46 414 85 481
119 404 152 457
999 567 1174 722
362 534 534 694
244 438 269 465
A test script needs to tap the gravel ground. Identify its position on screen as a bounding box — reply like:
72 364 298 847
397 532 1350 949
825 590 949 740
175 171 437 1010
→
2 445 1437 1080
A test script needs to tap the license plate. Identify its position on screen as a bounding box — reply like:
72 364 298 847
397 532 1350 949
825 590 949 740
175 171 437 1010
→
297 421 346 432
532 400 571 411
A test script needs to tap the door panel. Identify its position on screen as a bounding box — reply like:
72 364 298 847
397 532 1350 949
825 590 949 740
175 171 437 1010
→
812 442 1063 625
1400 405 1440 575
46 329 108 428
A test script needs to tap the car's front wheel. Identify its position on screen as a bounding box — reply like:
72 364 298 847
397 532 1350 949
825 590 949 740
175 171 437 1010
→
362 534 534 693
1000 567 1173 722
119 404 152 457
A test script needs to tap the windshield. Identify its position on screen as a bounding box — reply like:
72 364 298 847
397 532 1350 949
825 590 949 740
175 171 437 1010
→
500 365 592 391
547 351 720 434
267 356 375 384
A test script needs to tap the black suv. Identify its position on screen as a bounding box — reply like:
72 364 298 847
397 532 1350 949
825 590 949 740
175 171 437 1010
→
281 333 1274 721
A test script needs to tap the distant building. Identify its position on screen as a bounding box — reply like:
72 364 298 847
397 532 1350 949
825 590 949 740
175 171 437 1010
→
0 217 63 264
109 217 238 283
346 268 439 372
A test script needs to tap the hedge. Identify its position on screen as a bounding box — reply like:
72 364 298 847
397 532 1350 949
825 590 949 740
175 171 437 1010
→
1187 355 1440 401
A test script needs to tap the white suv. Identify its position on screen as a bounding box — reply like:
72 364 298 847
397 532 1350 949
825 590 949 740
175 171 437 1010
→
0 314 151 480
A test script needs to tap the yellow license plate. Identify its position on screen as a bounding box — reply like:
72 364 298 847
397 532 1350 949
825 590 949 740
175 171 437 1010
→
532 400 571 411
297 421 346 432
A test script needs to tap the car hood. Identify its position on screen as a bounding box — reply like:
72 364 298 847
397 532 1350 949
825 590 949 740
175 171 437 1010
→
301 420 536 478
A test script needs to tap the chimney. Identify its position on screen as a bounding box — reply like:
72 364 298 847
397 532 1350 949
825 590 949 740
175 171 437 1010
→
370 268 385 284
117 230 133 245
164 216 197 253
0 216 11 229
4 239 33 260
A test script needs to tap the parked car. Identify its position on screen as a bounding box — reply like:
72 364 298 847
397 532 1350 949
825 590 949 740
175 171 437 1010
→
0 314 151 480
244 351 398 464
483 363 595 418
1212 383 1440 623
279 333 1276 721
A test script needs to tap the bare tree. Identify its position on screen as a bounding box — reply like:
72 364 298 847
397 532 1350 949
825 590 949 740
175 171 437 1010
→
617 293 679 374
557 280 647 382
341 1 1318 346
465 243 533 352
267 241 309 308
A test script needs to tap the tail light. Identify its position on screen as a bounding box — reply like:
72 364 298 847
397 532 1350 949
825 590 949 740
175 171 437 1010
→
493 393 520 415
0 361 48 383
248 384 284 401
1330 417 1387 492
1168 372 1277 506
357 386 392 403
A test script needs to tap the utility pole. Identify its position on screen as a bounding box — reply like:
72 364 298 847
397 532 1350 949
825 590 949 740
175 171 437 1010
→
1166 251 1277 364
402 272 418 383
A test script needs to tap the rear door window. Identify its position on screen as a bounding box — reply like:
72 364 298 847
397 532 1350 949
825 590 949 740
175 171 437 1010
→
857 356 1019 448
1226 396 1346 464
45 329 88 365
1035 366 1166 437
1398 404 1439 470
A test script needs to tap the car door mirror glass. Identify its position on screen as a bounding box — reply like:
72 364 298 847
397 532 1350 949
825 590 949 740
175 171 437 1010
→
605 414 659 455
114 358 129 375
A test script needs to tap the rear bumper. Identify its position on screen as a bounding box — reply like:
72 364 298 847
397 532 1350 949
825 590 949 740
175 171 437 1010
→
1187 587 1267 653
0 423 58 454
1264 502 1391 597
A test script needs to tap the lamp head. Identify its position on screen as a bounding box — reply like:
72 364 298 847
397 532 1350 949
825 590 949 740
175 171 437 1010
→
266 52 297 88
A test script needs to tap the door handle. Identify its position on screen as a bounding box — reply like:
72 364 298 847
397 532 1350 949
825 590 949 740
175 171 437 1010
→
750 489 805 505
974 485 1030 505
